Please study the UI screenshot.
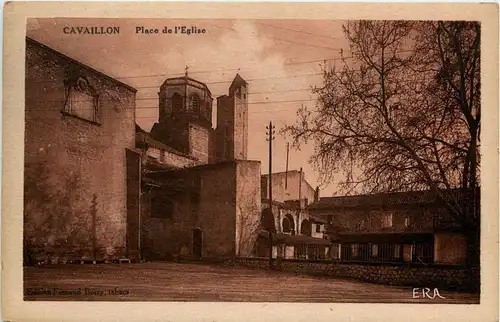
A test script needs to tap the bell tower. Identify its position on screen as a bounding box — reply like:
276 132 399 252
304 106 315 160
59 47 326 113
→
216 74 248 162
150 69 214 164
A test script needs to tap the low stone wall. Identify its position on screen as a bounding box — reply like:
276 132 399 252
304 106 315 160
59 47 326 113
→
233 257 480 293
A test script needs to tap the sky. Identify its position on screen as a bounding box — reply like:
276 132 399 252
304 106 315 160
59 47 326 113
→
27 18 351 197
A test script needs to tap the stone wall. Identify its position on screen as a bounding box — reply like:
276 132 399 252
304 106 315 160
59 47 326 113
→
215 95 233 162
197 162 238 258
24 38 136 263
189 123 210 164
232 87 248 160
261 170 315 204
235 161 261 256
142 190 196 261
233 257 480 292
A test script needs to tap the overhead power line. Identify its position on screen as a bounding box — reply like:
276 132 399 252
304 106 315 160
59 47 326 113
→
115 56 354 80
26 97 318 110
205 22 343 52
254 21 341 41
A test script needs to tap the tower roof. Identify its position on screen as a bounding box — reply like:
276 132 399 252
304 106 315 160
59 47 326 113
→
160 76 212 96
229 73 248 92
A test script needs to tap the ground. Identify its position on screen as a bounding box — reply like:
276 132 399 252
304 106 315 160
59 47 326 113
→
24 262 479 303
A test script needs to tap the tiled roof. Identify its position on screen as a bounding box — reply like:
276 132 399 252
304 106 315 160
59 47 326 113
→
309 216 326 224
308 189 470 210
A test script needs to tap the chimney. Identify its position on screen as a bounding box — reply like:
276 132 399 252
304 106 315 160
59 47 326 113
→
314 186 320 202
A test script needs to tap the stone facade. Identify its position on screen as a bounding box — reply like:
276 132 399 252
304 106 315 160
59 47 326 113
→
309 191 468 265
235 161 262 256
261 170 316 205
136 130 199 169
215 74 248 162
24 37 137 263
141 161 261 261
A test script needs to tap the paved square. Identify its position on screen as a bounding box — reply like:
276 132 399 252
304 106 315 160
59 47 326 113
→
24 262 479 303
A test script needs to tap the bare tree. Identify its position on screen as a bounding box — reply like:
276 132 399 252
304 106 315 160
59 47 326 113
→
282 21 480 266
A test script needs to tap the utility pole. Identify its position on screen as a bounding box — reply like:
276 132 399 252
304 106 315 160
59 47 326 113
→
285 142 289 189
266 121 275 268
91 194 97 262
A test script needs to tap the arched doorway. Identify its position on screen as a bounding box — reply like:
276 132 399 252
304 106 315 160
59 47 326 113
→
193 228 202 259
300 219 311 236
282 214 295 234
261 208 276 232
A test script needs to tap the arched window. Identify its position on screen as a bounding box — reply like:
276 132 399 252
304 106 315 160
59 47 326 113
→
172 93 183 111
261 208 276 232
300 219 311 236
64 76 99 122
190 94 200 112
282 214 295 234
282 217 291 233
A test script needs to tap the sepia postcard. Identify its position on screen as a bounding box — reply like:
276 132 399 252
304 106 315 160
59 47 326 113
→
2 2 499 322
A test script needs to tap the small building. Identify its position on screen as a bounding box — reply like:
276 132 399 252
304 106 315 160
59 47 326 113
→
139 160 261 261
261 169 316 206
308 190 470 265
254 170 331 260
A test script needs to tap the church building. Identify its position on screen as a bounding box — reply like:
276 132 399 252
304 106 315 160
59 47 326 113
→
133 71 261 262
24 37 262 264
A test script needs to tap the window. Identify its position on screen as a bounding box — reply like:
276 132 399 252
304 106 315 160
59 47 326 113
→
241 86 247 99
372 244 379 257
282 217 292 233
394 244 401 258
351 244 360 257
294 244 307 259
236 87 242 99
172 93 183 111
190 94 200 112
308 245 323 260
64 76 99 122
300 219 311 236
315 224 321 233
404 215 411 228
382 213 393 228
